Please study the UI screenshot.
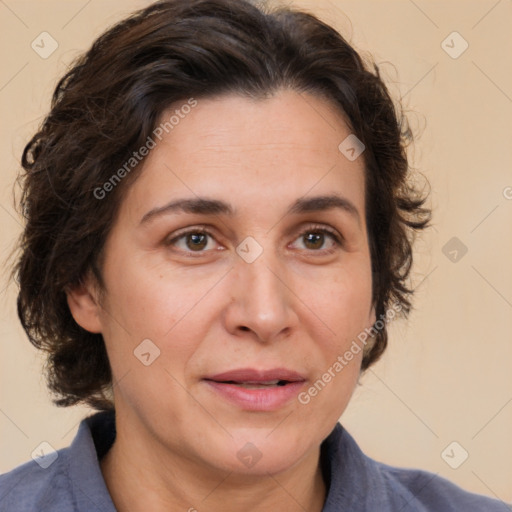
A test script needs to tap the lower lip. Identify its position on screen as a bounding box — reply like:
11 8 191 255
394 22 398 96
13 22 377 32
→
204 380 305 411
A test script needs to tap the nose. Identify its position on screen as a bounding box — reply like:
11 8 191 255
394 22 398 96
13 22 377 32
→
223 248 297 344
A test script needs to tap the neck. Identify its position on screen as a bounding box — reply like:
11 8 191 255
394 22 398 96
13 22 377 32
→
100 412 327 512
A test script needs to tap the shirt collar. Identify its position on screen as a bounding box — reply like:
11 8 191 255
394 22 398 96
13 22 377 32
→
320 422 393 510
66 410 117 512
67 410 387 511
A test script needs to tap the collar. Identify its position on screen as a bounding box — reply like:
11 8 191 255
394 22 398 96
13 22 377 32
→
67 410 394 511
65 410 117 511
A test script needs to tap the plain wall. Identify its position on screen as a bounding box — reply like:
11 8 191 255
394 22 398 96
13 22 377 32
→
0 0 511 504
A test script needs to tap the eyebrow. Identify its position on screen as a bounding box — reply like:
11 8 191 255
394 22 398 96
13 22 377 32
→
140 194 361 226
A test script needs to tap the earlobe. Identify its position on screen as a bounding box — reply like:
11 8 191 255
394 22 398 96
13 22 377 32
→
66 273 103 334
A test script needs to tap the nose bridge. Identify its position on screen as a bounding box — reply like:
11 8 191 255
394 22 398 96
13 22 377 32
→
228 236 293 340
244 254 284 305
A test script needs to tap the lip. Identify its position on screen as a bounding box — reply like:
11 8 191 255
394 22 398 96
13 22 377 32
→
203 367 306 411
205 367 306 383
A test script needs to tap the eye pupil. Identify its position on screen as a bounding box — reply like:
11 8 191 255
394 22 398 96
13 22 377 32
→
187 233 208 251
304 232 324 250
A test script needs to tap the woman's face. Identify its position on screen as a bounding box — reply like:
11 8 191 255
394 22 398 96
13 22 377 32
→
71 90 375 475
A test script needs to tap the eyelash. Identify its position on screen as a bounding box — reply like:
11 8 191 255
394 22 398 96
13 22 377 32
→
165 224 343 257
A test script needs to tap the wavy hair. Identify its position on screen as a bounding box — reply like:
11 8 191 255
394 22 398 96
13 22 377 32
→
13 0 431 410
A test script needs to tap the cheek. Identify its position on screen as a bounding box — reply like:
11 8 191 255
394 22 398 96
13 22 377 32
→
99 257 217 376
301 264 373 342
101 252 185 336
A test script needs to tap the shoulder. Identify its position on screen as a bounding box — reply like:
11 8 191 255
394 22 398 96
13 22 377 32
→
0 448 74 511
0 411 116 512
323 424 510 512
375 461 510 511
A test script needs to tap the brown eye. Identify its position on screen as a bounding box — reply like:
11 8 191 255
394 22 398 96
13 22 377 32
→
303 232 325 250
166 228 217 254
184 232 209 251
292 226 342 253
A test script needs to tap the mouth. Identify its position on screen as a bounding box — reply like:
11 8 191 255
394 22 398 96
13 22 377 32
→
212 379 290 389
204 367 306 386
202 368 306 411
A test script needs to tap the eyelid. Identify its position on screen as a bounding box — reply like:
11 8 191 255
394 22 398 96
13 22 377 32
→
299 223 343 243
164 226 218 257
291 223 343 253
165 222 343 255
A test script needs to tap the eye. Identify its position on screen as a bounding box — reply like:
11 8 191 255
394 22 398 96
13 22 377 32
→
164 224 342 256
291 225 342 253
165 227 218 255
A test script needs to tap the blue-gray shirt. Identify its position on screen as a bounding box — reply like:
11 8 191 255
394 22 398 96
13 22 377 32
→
0 411 509 511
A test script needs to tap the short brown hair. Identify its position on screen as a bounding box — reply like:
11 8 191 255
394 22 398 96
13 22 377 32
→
13 0 430 410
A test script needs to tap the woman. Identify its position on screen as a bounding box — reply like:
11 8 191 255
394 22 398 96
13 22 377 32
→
0 0 507 510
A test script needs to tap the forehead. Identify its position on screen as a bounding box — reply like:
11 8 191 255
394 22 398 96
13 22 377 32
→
119 90 366 225
158 90 354 159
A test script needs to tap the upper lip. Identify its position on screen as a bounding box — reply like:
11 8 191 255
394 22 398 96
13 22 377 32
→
204 367 306 383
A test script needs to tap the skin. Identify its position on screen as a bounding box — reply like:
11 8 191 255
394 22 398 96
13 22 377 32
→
67 89 376 512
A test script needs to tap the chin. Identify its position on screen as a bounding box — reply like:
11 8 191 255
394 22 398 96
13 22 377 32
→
210 427 313 476
215 450 304 477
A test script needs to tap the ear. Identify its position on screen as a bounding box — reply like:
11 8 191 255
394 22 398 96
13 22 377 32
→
361 304 378 361
368 303 376 328
66 271 103 334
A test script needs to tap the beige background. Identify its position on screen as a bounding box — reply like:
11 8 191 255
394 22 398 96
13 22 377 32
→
1 0 511 504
